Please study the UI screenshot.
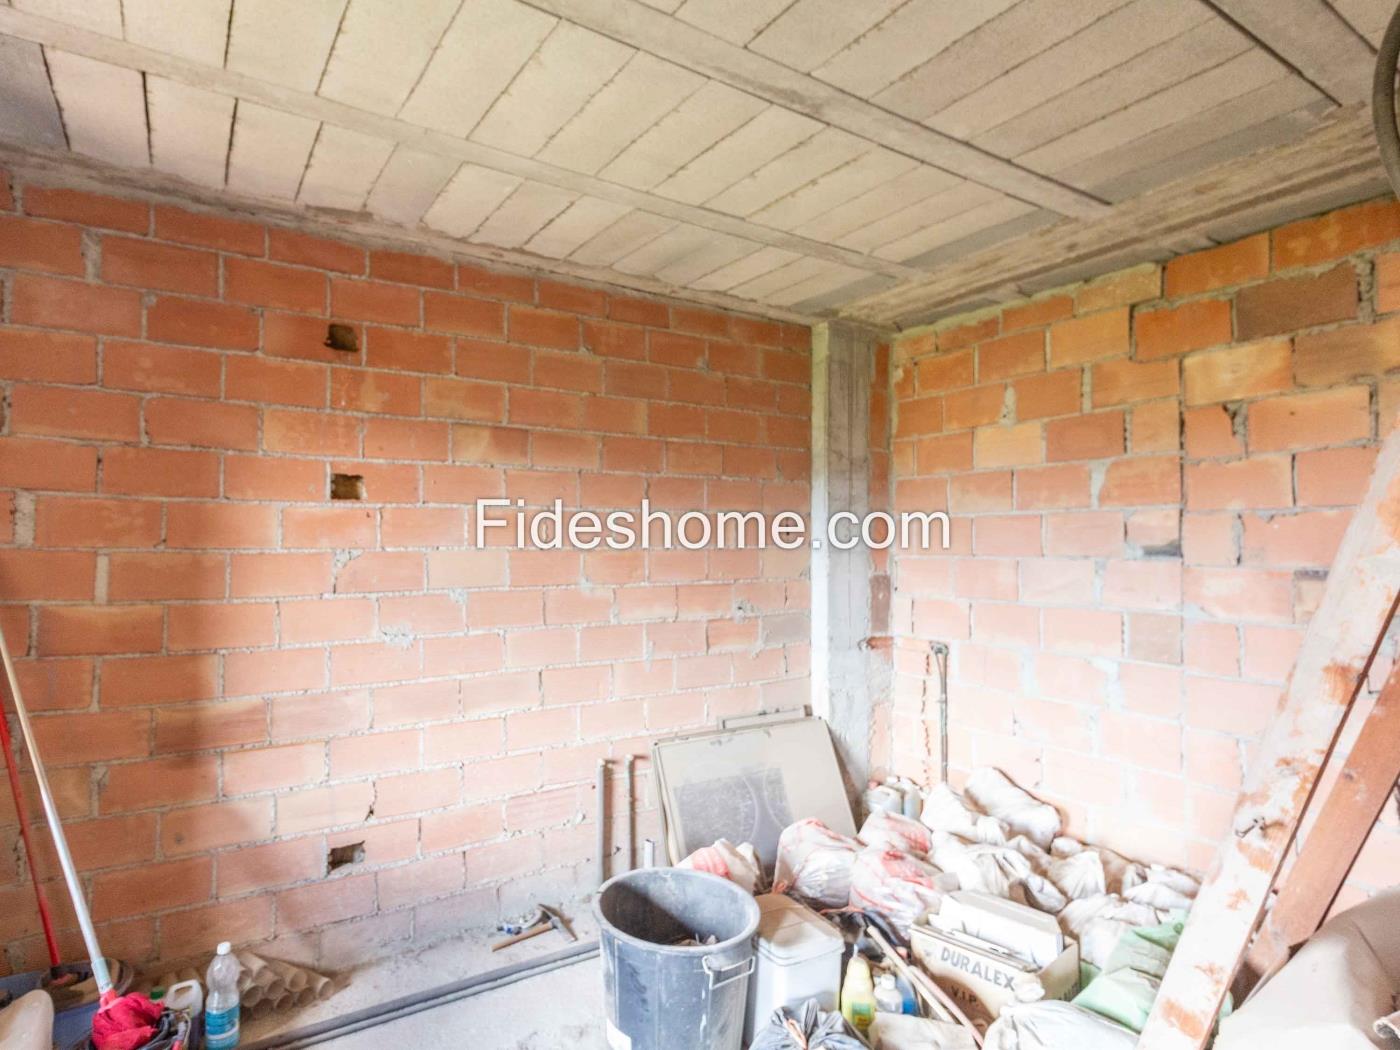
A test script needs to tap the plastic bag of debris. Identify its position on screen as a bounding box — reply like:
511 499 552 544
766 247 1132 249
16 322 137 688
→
965 769 1061 848
860 808 933 855
848 847 958 935
750 1000 865 1050
983 1001 1137 1050
921 782 1010 844
773 818 862 909
677 839 765 894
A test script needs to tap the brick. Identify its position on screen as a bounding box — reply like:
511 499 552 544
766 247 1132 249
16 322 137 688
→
1049 308 1128 365
275 873 376 930
1164 235 1269 297
938 315 997 351
264 408 361 456
1091 357 1178 406
1242 509 1349 568
0 214 85 274
1131 399 1179 453
147 296 259 350
915 349 974 393
231 552 333 597
0 437 96 492
226 647 326 697
1184 567 1293 623
370 248 453 288
38 605 163 656
423 291 505 338
1248 387 1370 453
1044 511 1123 556
102 236 217 295
1014 464 1091 509
269 228 364 273
1273 197 1400 269
1235 264 1357 339
943 385 1003 430
227 355 327 408
283 505 374 548
1134 299 1231 360
973 422 1042 468
1076 264 1160 312
1186 457 1292 510
146 397 260 450
1100 455 1182 506
366 326 452 373
331 279 419 325
225 454 324 501
1296 446 1378 506
225 257 326 312
509 305 579 350
947 471 1012 512
24 186 148 232
155 205 263 254
35 496 161 548
103 447 220 498
1184 404 1243 458
1001 295 1072 332
104 341 221 396
458 262 534 302
11 275 141 336
1182 338 1291 405
1294 316 1400 386
108 551 226 600
168 603 276 651
1045 411 1123 461
1012 370 1080 420
11 385 140 441
1378 252 1400 314
92 856 211 921
978 330 1044 380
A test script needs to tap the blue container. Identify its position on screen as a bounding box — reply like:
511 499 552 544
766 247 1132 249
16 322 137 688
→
0 960 131 1048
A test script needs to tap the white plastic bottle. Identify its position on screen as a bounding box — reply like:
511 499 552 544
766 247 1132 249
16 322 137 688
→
874 972 903 1014
205 942 242 1050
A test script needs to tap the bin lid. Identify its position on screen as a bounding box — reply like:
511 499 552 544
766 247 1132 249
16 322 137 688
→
755 894 842 964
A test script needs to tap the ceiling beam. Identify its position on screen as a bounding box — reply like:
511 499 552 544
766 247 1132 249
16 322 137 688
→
1205 0 1376 105
516 0 1111 221
0 7 925 284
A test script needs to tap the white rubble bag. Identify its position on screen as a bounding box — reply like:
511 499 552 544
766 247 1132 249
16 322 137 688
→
928 832 1033 900
848 847 958 935
1215 887 1400 1050
773 819 862 909
860 808 933 855
677 839 764 893
1045 849 1106 901
983 1001 1137 1050
921 782 1009 844
965 769 1061 848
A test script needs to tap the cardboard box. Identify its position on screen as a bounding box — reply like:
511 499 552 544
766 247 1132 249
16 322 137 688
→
910 920 1080 1022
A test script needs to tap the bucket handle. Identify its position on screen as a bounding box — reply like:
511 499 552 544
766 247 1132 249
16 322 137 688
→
701 954 755 990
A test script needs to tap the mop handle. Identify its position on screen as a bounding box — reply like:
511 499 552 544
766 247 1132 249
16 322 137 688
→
0 702 61 966
0 621 112 997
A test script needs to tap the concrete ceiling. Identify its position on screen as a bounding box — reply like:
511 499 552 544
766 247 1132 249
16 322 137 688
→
0 0 1391 327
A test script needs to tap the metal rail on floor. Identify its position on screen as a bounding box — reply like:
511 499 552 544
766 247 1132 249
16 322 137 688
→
241 941 598 1050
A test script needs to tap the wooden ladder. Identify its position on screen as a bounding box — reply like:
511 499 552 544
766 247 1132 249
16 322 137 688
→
1139 422 1400 1049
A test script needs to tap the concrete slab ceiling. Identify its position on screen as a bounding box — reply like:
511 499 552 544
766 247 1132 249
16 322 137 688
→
0 0 1385 327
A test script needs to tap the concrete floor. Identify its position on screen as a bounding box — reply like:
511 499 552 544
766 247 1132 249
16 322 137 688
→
242 911 607 1049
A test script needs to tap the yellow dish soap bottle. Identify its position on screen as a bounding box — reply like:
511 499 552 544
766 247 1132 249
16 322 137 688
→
840 954 876 1035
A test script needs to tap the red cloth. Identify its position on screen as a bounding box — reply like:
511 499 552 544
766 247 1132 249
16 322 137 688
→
91 994 163 1050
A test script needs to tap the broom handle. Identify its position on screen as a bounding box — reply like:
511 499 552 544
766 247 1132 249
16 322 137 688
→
0 621 112 997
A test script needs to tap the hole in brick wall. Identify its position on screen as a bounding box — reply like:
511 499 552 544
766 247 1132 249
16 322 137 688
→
324 323 358 352
331 473 366 501
328 842 365 872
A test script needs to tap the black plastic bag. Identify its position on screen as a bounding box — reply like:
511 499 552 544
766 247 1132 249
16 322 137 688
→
750 1000 866 1050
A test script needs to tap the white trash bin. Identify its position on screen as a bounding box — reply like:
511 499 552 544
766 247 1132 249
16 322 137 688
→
743 894 845 1044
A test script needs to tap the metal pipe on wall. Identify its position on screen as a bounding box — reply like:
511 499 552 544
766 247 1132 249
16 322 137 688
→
595 759 608 887
622 754 634 873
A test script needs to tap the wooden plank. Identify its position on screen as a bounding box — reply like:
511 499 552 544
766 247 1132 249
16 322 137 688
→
525 197 634 259
471 181 579 249
123 0 230 66
928 0 1208 140
524 0 1111 217
469 23 633 158
365 147 460 227
535 52 704 175
652 105 822 206
0 36 66 150
1243 661 1400 986
45 48 148 169
398 0 557 138
747 0 906 73
671 0 796 46
598 80 766 191
225 0 347 94
12 0 121 37
421 163 524 239
1206 0 1376 104
1138 425 1400 1050
707 127 868 217
298 124 394 211
146 76 234 189
226 102 319 200
317 0 460 115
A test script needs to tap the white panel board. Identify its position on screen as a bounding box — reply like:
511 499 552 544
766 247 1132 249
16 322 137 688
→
599 80 767 191
612 224 717 277
1333 0 1394 46
298 124 395 211
793 166 962 243
873 196 1035 262
836 182 1001 252
226 0 347 94
422 163 524 238
652 105 822 206
45 49 148 169
471 181 579 249
318 0 461 115
398 0 557 137
706 127 867 216
470 23 634 157
569 211 676 267
730 255 831 300
767 261 869 306
227 102 320 200
525 197 634 259
535 53 704 175
366 146 460 226
691 245 801 292
147 77 235 189
748 0 906 73
124 0 231 65
12 0 122 37
654 233 760 286
0 36 66 149
672 0 798 46
749 148 918 232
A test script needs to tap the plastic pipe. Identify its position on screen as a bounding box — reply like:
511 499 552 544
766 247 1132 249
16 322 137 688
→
0 622 112 997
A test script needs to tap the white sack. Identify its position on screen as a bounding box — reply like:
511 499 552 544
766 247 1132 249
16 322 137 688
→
678 839 764 894
860 808 933 855
920 782 1009 844
965 768 1061 848
984 1001 1136 1050
773 818 861 909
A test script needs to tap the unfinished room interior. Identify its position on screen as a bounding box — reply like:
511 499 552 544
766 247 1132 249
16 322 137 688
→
3 0 1400 1047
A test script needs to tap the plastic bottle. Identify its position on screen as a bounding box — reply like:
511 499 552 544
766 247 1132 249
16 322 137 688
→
205 942 241 1050
840 955 876 1034
165 979 204 1019
874 972 903 1014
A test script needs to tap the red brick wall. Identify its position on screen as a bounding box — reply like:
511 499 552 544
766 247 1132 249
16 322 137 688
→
888 196 1400 891
0 169 811 972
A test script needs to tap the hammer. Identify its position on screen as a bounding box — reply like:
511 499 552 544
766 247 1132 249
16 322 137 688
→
491 905 576 951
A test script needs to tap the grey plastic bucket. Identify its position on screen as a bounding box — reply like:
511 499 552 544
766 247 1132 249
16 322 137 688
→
595 868 761 1050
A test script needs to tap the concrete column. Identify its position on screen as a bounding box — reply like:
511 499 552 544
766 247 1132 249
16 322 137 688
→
810 321 885 798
